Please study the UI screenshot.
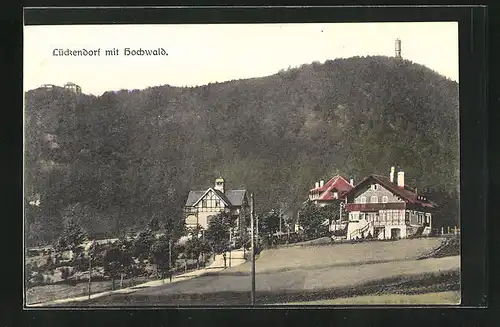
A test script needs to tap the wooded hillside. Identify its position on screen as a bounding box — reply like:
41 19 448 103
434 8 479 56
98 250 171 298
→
24 55 459 246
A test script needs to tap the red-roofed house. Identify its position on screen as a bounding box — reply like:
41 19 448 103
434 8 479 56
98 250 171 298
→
344 167 437 240
308 174 354 207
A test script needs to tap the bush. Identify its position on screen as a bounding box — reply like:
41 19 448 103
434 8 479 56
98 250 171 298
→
72 256 89 272
34 272 44 283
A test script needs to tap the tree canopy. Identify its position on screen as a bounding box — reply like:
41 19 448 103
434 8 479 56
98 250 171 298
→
24 56 459 246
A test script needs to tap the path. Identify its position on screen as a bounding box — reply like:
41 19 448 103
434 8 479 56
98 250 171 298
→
26 248 247 307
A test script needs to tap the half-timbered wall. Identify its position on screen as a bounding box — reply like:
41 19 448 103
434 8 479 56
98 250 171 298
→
354 183 404 204
196 189 226 212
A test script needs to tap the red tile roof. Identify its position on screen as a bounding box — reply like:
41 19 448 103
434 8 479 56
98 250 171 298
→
344 174 437 208
310 175 354 200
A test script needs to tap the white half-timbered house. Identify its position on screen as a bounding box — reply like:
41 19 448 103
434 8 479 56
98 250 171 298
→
184 178 249 237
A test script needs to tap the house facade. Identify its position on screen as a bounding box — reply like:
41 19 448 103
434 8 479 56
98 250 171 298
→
184 177 249 236
344 167 436 240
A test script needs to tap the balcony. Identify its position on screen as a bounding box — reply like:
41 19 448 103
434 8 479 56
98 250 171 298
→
345 203 406 212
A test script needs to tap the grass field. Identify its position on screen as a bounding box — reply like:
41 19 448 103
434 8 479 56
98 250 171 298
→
61 268 459 306
25 276 152 305
281 291 460 305
42 237 460 306
228 237 445 274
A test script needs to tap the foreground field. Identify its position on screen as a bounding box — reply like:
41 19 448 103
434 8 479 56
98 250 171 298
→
281 291 460 305
54 237 459 306
25 276 152 305
230 237 445 274
60 262 459 306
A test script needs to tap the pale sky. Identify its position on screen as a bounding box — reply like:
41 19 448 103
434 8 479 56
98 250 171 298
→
24 22 458 96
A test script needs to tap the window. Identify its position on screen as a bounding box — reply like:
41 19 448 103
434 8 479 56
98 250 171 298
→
333 192 338 199
382 196 388 203
360 196 366 204
371 184 378 190
405 211 410 223
370 196 378 203
215 200 220 207
202 200 207 208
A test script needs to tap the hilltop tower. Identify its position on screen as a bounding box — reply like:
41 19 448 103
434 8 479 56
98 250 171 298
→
395 38 402 58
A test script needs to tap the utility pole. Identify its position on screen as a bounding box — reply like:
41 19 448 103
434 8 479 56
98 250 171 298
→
88 252 92 300
279 211 282 234
86 240 95 300
169 239 173 282
256 214 259 246
250 193 256 305
229 228 232 268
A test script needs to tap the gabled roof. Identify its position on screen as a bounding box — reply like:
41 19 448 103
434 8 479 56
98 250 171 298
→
344 174 437 208
224 190 247 206
213 189 232 206
191 188 231 207
185 191 206 207
310 175 354 200
185 188 248 208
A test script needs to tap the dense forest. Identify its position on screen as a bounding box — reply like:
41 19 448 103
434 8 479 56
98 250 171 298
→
24 56 460 246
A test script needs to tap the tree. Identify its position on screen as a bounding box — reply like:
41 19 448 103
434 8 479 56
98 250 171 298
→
184 233 210 269
205 212 237 256
132 230 155 263
163 216 186 241
148 216 160 232
149 235 177 280
53 218 88 261
24 57 459 247
260 209 282 237
319 200 342 228
298 201 329 240
103 240 133 290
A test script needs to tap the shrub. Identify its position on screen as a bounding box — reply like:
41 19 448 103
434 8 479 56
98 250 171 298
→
31 272 44 284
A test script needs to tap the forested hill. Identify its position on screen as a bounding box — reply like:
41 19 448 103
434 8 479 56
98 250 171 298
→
24 55 459 246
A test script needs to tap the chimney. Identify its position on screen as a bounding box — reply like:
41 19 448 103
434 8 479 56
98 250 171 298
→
390 166 395 183
315 182 319 189
349 178 354 186
320 180 324 188
397 171 405 188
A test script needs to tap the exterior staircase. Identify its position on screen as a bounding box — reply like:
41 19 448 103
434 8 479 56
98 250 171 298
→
348 221 371 240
